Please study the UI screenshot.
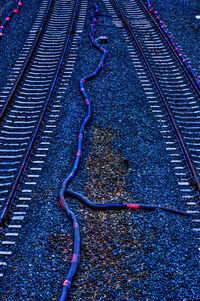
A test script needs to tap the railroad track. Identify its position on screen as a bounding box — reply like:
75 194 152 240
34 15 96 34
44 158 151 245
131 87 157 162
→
0 0 80 226
0 0 200 299
106 0 200 199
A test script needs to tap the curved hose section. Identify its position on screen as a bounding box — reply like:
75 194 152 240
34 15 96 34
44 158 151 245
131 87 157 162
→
59 4 108 300
66 189 189 216
145 0 200 88
0 1 22 39
59 3 190 300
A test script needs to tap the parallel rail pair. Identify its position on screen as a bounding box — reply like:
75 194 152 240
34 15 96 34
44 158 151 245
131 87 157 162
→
0 0 79 226
112 0 200 198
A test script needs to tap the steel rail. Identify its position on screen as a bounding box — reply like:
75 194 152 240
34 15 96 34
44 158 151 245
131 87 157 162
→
0 0 54 122
0 0 80 227
110 0 200 199
140 0 200 97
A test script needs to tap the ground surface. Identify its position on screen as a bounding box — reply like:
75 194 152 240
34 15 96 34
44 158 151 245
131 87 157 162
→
0 0 200 300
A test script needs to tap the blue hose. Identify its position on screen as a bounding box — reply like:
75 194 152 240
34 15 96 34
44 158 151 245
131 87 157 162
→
59 3 190 300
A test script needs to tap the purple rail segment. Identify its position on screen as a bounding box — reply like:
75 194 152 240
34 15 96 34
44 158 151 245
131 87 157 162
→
0 1 22 39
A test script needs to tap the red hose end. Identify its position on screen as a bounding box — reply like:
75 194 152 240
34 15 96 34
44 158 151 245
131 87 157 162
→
76 150 82 157
6 17 10 21
63 280 71 287
73 222 79 229
126 204 139 209
14 9 18 13
58 198 64 210
71 253 80 263
18 1 22 6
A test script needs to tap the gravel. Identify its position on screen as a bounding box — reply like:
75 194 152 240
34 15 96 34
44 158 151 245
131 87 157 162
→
0 0 200 300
